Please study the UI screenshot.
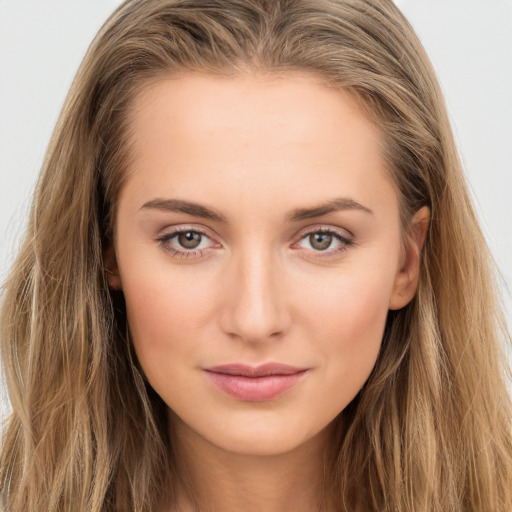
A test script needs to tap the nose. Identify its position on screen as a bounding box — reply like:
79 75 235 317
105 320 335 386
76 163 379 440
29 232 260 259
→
219 247 290 344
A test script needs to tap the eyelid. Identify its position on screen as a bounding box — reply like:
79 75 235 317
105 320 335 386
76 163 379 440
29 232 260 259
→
157 223 220 240
293 223 354 242
291 224 355 257
155 223 354 259
156 224 222 257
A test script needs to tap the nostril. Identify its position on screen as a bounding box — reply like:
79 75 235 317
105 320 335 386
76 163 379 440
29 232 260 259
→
218 253 291 343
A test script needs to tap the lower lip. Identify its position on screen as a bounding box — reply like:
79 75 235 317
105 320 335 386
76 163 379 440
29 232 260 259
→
204 371 307 402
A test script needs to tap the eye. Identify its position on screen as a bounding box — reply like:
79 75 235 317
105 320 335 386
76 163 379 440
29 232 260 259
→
157 228 219 257
294 227 353 256
177 231 203 249
307 232 334 251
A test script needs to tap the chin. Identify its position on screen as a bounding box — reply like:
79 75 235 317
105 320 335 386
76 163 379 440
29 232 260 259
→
173 407 336 458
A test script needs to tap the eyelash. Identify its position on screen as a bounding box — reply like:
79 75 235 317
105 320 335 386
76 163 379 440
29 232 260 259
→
156 227 213 259
156 226 354 259
294 227 354 259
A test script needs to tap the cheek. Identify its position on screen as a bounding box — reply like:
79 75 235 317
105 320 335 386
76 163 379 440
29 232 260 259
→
300 262 393 341
332 285 388 367
120 262 216 380
335 284 388 374
296 266 395 399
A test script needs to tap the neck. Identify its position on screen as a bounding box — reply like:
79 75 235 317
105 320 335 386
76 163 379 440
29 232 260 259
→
167 415 338 512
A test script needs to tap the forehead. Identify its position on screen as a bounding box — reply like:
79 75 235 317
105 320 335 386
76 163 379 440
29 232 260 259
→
128 70 381 152
121 71 397 222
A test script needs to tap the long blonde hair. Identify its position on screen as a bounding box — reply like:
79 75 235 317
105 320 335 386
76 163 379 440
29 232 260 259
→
1 0 511 510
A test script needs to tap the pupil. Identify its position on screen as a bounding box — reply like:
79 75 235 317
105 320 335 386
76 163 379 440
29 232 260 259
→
178 231 201 249
310 233 332 250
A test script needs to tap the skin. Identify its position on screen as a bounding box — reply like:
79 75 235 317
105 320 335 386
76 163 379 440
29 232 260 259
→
106 71 428 512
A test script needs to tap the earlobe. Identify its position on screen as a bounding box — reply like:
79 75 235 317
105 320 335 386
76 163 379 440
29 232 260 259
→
104 245 122 290
389 206 430 310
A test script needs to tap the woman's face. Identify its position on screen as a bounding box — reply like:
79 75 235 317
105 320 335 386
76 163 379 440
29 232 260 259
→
109 72 422 456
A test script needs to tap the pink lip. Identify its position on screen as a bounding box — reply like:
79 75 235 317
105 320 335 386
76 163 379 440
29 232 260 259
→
203 363 308 402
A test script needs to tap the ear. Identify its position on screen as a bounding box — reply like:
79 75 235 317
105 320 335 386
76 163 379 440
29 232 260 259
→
104 245 122 290
389 206 430 310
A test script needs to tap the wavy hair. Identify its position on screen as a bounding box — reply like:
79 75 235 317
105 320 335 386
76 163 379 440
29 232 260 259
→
1 0 511 510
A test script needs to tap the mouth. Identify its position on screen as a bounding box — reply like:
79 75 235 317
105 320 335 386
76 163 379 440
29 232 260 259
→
203 363 308 402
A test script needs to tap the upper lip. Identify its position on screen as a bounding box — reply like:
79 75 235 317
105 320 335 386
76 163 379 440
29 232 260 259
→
204 363 308 377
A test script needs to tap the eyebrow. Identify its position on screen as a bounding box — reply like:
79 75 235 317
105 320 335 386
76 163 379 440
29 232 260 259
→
140 196 373 223
140 198 227 222
286 197 373 222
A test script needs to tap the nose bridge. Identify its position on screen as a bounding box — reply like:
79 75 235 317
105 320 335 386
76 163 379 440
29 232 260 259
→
220 241 288 343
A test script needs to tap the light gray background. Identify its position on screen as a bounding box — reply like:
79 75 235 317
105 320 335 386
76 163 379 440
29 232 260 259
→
1 1 511 420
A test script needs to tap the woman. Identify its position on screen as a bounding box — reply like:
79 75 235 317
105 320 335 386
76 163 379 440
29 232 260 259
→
1 0 511 510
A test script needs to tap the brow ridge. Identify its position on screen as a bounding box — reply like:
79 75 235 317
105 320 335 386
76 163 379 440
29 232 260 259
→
140 198 227 222
141 196 373 223
286 197 373 222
